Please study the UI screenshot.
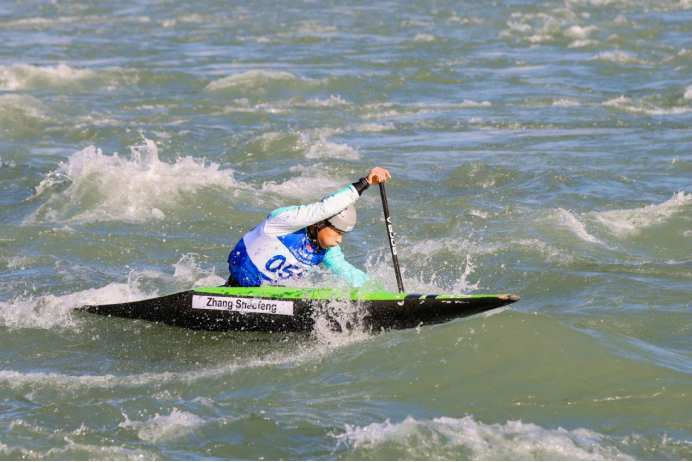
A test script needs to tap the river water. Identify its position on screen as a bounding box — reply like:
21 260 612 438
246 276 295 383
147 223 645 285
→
1 0 691 459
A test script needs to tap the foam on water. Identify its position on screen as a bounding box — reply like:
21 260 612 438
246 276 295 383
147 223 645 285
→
0 253 223 331
552 98 581 107
172 253 226 288
119 409 203 443
564 25 598 39
405 234 576 270
555 209 604 244
0 63 97 91
2 16 82 27
351 122 396 133
569 39 598 48
304 95 349 107
361 101 490 121
594 51 649 65
27 137 242 224
0 436 155 461
0 351 264 390
502 9 601 47
592 191 692 236
337 415 634 460
217 94 350 114
0 320 369 392
0 280 149 331
603 96 692 115
413 33 437 42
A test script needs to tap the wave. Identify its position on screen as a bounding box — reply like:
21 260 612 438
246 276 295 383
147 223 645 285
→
337 415 633 460
351 123 396 133
0 157 14 168
26 137 242 224
0 94 51 131
0 435 157 460
240 128 360 161
547 193 690 243
260 163 346 199
304 137 361 160
556 209 604 244
0 343 332 392
0 63 97 91
2 16 81 27
603 95 692 115
501 10 600 47
304 94 349 107
119 408 203 443
404 235 576 272
593 51 650 65
591 192 692 236
204 70 321 97
552 98 581 107
413 33 437 42
0 94 48 117
361 100 490 120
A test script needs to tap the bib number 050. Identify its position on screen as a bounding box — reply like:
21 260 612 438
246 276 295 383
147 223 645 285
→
265 255 301 279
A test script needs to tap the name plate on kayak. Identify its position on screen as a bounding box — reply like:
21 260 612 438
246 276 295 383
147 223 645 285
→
192 295 294 316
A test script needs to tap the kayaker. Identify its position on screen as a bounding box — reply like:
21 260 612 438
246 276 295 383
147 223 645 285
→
226 167 392 287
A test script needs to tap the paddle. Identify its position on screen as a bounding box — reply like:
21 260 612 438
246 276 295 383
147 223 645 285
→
373 175 405 293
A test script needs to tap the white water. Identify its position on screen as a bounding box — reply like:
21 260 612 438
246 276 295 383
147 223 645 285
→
592 192 692 236
27 138 242 224
338 415 634 460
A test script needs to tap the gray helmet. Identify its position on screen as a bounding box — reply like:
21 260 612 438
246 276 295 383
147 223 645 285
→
327 205 357 233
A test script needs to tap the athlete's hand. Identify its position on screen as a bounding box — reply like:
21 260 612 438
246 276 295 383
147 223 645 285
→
366 167 391 184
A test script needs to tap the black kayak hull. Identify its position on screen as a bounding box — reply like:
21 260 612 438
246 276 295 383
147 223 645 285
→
78 286 520 333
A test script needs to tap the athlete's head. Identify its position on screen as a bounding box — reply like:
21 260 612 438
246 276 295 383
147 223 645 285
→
315 205 357 249
316 223 345 249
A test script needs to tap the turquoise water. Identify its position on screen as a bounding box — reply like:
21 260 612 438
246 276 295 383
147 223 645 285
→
1 0 691 459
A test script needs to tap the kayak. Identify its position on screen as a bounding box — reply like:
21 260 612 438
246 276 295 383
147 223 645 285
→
78 286 520 333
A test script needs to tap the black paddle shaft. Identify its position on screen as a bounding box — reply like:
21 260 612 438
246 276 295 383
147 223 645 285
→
378 182 405 293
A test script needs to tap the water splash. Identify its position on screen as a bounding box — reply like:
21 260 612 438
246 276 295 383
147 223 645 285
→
119 408 203 443
0 253 223 331
27 137 242 224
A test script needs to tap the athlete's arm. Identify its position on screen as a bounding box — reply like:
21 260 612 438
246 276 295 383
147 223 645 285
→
322 245 369 287
264 167 391 235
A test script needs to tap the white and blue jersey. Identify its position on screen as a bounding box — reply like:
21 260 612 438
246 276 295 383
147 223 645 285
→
228 184 369 287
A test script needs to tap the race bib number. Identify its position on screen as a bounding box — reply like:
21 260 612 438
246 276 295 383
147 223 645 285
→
192 295 294 316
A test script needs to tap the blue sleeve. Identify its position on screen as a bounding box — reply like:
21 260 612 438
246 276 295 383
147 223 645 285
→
322 245 369 287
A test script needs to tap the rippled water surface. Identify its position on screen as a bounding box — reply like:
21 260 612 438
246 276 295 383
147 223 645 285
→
1 0 691 459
